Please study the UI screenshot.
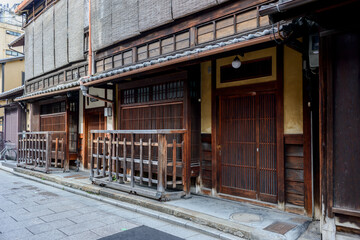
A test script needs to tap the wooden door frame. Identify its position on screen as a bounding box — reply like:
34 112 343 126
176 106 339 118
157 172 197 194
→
83 107 107 169
211 45 285 206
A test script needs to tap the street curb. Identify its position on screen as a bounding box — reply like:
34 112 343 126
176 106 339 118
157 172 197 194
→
0 164 287 240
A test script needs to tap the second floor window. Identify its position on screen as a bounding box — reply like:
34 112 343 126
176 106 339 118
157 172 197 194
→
6 30 21 36
5 50 21 57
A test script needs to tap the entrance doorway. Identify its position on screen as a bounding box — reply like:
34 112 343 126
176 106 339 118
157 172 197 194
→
85 108 106 168
219 92 277 203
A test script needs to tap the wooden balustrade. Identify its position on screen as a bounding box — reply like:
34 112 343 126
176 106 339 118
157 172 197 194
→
90 129 187 200
17 131 66 173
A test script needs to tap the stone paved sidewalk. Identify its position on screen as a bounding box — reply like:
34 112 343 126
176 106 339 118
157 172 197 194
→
0 169 233 240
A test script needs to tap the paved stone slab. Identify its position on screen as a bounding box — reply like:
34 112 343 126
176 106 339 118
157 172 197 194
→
158 224 200 239
39 210 81 222
59 220 107 236
90 221 139 237
0 227 34 240
132 216 170 228
27 229 67 240
64 230 100 240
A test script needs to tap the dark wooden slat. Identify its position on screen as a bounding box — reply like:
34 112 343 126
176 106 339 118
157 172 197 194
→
285 156 304 170
286 192 304 206
285 145 304 157
285 169 304 182
285 181 304 195
284 134 303 145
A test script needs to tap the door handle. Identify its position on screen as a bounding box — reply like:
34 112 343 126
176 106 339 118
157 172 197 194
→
217 145 221 156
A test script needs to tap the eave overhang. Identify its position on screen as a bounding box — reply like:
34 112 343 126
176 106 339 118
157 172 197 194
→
9 34 25 48
15 0 33 14
0 85 24 100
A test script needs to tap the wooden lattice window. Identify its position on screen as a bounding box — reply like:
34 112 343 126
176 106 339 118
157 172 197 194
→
121 80 184 105
40 102 66 115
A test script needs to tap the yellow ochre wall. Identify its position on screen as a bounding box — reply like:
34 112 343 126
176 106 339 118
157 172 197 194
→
201 61 212 133
2 59 24 91
0 59 25 124
284 46 303 134
200 46 303 134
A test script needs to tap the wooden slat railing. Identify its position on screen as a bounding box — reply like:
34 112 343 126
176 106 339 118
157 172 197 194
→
90 129 187 200
17 131 66 173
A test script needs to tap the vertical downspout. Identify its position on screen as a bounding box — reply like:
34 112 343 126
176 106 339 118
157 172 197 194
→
1 63 5 93
88 0 92 76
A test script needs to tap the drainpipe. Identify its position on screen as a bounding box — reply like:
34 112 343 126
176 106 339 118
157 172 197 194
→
1 63 5 93
79 78 113 104
88 0 92 76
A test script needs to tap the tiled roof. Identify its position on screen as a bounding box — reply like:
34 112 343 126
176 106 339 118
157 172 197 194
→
0 85 24 99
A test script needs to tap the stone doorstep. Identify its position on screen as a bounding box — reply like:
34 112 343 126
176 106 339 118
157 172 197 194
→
2 165 302 240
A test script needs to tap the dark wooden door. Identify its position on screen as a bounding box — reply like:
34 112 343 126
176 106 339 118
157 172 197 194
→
86 109 105 168
5 107 19 147
220 93 277 203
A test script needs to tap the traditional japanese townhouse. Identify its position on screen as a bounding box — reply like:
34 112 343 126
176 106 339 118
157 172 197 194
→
0 56 25 151
16 0 316 218
15 0 90 171
0 85 25 153
260 0 360 238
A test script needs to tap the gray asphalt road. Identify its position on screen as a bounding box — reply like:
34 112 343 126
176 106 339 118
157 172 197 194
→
0 170 218 240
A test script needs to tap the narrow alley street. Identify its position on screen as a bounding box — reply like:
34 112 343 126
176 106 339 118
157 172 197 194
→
0 170 223 240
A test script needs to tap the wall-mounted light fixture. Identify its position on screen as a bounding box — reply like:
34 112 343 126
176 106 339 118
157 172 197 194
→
232 56 241 69
232 53 244 69
104 107 112 117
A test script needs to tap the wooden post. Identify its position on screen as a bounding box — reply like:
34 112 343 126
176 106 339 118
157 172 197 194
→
96 136 100 175
116 134 120 181
108 134 113 182
130 134 135 188
90 133 94 178
139 138 143 185
61 137 64 168
173 138 177 189
102 136 107 177
157 134 167 194
55 138 59 168
276 45 285 207
123 137 127 182
46 133 52 173
148 138 152 187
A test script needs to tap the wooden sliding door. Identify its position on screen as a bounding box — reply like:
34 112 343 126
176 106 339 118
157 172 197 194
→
219 92 277 203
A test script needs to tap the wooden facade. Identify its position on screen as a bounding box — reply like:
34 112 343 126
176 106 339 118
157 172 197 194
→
17 0 329 223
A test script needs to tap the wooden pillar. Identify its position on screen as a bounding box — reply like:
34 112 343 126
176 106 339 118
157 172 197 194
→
157 134 167 195
211 59 219 195
276 45 285 207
